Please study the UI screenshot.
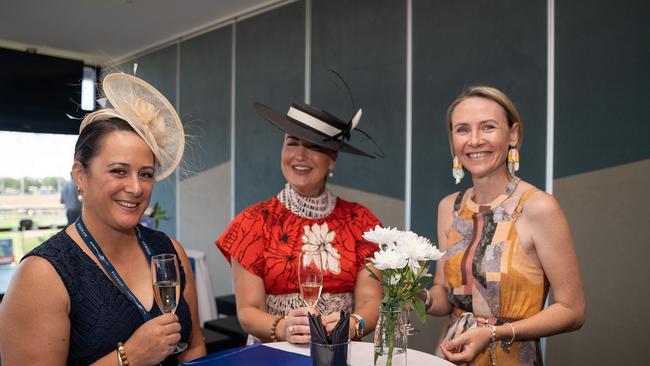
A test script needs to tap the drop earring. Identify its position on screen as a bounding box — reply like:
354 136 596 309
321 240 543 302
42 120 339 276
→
77 190 83 202
507 147 520 176
452 156 464 184
328 170 334 178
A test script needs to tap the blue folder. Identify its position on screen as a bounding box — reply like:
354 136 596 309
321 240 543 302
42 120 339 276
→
182 344 312 366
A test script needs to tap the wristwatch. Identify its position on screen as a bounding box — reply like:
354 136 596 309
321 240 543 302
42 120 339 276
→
351 313 365 340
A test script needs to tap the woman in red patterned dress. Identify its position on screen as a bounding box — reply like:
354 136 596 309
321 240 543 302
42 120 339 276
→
216 101 384 344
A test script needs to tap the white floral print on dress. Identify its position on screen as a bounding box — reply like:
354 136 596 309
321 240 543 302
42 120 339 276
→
301 222 341 274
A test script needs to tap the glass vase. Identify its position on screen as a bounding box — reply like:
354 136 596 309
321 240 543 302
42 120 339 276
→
374 304 407 366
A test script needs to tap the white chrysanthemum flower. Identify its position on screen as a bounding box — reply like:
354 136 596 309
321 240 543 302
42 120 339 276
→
393 231 444 271
425 244 444 261
301 222 341 274
363 225 402 246
371 248 408 270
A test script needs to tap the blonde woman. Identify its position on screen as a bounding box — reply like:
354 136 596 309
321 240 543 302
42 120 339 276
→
425 86 585 365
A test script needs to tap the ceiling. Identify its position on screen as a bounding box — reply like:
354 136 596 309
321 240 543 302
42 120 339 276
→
0 0 280 65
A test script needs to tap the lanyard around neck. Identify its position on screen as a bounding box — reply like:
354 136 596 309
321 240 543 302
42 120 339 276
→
75 217 154 321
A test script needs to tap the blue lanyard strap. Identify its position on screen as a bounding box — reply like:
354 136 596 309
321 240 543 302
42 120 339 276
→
75 217 154 321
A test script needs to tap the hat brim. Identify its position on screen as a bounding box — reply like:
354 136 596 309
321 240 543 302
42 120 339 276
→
102 74 185 181
253 102 375 158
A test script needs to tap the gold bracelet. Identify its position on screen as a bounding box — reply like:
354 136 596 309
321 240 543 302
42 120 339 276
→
350 313 365 340
270 316 283 342
117 342 129 366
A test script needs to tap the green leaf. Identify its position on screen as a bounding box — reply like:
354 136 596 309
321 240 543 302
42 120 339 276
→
412 299 426 323
364 265 380 282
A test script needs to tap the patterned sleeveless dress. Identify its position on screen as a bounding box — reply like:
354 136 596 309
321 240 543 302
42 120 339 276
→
440 185 548 366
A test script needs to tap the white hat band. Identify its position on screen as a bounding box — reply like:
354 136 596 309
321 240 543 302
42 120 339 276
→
287 106 341 137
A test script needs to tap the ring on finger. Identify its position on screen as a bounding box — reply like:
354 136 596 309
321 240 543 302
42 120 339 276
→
288 325 294 334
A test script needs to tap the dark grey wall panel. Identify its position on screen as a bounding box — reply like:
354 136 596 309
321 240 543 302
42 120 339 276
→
311 0 406 200
133 46 179 237
411 0 547 240
180 27 232 175
235 1 305 214
555 0 650 178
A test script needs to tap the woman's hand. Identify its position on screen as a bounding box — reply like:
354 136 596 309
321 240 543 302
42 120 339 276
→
284 307 313 344
321 311 341 335
439 326 491 363
125 313 182 365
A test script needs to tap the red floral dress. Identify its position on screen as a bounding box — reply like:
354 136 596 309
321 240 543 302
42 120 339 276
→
216 196 381 318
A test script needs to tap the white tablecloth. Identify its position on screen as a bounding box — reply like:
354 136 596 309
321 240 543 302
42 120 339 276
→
185 249 217 324
265 341 453 366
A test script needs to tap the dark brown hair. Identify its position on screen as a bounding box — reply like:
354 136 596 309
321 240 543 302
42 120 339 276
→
74 118 136 168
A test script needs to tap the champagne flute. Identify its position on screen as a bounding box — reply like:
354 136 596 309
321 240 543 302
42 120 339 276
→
298 251 323 310
151 254 187 353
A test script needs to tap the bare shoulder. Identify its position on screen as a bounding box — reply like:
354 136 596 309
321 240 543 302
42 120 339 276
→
0 257 71 364
521 188 564 220
438 191 461 214
13 256 67 291
1 255 69 312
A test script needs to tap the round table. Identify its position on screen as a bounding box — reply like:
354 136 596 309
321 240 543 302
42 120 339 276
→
265 341 453 366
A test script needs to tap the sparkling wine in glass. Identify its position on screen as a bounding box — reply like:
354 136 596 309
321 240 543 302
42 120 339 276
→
151 253 187 353
298 251 323 310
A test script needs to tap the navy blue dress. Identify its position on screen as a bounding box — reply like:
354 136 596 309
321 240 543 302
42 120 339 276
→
24 226 192 365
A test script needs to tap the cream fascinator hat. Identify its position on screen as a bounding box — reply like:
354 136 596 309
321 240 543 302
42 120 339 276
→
79 73 184 181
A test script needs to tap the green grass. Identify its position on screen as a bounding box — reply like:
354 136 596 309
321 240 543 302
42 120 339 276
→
0 216 66 230
0 230 59 260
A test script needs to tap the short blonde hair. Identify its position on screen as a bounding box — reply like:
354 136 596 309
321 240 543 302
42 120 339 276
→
446 86 523 155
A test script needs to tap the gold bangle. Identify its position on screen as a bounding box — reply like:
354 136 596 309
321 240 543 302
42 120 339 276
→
117 342 129 366
350 313 364 340
349 315 360 340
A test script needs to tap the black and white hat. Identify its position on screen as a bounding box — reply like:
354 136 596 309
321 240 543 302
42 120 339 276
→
253 101 382 158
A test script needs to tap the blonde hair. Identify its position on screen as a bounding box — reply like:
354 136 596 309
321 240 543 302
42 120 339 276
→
446 86 523 155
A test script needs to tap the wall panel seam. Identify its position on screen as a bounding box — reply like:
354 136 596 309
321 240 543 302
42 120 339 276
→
230 24 237 221
305 0 311 103
405 0 413 230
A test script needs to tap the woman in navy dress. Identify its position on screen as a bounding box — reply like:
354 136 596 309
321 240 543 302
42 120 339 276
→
0 74 206 365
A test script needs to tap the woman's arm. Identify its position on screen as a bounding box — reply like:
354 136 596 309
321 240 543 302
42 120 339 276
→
170 237 207 362
232 259 307 343
503 192 586 338
350 263 383 337
0 256 71 365
425 193 456 317
321 264 382 339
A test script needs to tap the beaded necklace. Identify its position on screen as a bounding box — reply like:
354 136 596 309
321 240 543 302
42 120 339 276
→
277 183 337 219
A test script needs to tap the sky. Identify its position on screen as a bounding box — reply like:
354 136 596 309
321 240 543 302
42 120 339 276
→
0 131 77 178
